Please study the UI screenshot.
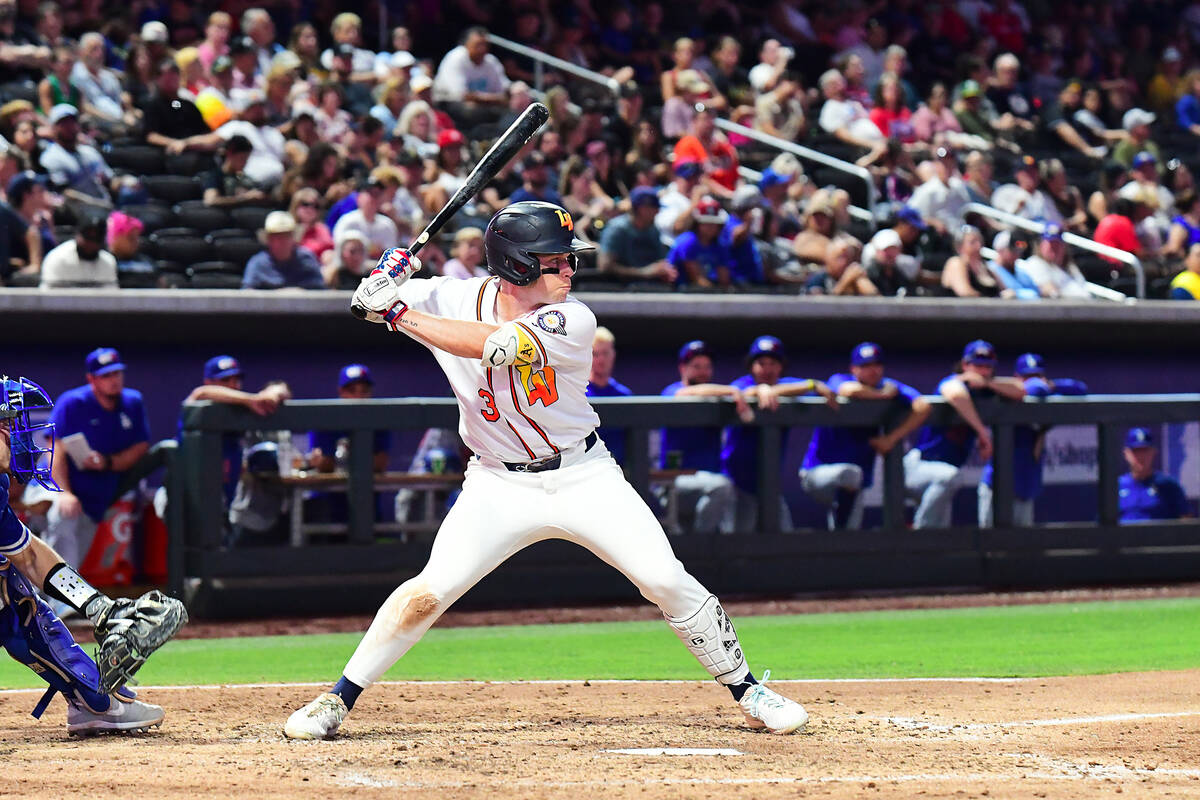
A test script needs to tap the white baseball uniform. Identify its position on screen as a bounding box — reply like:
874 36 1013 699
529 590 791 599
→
340 275 751 690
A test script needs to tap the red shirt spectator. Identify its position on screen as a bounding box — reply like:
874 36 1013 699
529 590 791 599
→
980 3 1026 55
1094 210 1141 263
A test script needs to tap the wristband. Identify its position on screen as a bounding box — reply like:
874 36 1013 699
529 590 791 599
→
382 300 409 330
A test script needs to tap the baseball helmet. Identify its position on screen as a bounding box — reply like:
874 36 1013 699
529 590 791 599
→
1 375 60 490
484 201 594 287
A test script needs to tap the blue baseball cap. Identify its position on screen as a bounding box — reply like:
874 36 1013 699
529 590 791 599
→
678 340 711 364
961 339 997 366
630 186 661 209
6 170 46 204
896 205 928 230
759 167 790 190
1015 353 1044 376
1125 427 1155 449
747 335 786 363
1041 222 1064 242
86 347 125 376
851 342 884 366
204 355 243 380
338 363 374 388
1132 151 1157 169
673 159 702 178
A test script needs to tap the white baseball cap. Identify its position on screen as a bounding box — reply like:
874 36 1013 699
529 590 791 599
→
141 21 168 44
263 211 297 234
870 228 903 251
1122 108 1156 131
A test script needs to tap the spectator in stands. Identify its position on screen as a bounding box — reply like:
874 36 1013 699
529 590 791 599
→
908 146 970 235
991 155 1062 225
661 36 697 101
37 46 78 115
40 104 113 209
817 68 886 154
287 22 324 81
754 73 806 141
40 213 116 289
228 36 261 95
326 45 373 119
749 38 791 96
288 187 333 263
106 210 153 278
6 117 44 174
1147 47 1187 113
987 230 1040 299
801 342 930 530
432 26 509 127
394 100 439 159
385 150 425 239
1163 190 1200 260
243 211 324 290
195 56 236 131
320 13 377 78
201 134 267 209
803 235 877 296
143 60 217 157
332 176 398 261
667 197 735 288
1019 224 1092 299
72 32 133 132
672 104 738 197
559 155 614 243
953 79 1002 146
441 227 487 280
121 41 156 110
585 327 634 465
1113 108 1160 170
792 192 839 265
1169 243 1200 299
1041 159 1089 233
42 347 150 568
1094 196 1147 262
1 170 52 285
241 8 281 78
661 71 712 139
869 73 914 141
599 186 675 284
707 35 750 108
369 78 409 140
139 21 171 71
509 151 562 205
863 227 914 297
905 340 1024 529
1119 428 1189 523
322 230 369 289
1118 152 1174 236
1073 86 1127 149
987 53 1037 133
655 160 704 237
196 11 232 73
1176 70 1200 138
720 185 769 287
941 224 1010 298
1046 81 1109 160
1087 161 1131 225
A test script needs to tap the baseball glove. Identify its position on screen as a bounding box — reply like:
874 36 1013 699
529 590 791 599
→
94 591 189 694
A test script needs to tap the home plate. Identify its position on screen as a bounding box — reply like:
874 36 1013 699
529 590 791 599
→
603 748 743 756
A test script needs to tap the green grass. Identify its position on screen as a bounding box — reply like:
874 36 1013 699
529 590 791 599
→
3 598 1199 689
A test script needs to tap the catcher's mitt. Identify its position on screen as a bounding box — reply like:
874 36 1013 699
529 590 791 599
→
94 591 189 694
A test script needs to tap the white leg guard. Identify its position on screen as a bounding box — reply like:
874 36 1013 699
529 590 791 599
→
665 595 751 685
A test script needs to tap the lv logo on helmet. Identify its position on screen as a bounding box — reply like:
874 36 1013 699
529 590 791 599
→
554 209 573 231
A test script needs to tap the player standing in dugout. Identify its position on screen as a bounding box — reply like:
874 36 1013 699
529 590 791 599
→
285 200 810 739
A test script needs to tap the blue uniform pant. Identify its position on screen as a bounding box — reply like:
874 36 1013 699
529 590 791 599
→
903 449 960 529
977 483 1035 528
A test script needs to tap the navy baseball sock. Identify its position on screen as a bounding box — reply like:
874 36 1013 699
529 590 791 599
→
727 673 758 701
331 675 364 710
833 489 858 529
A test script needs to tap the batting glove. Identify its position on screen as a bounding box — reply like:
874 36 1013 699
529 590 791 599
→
352 272 410 329
375 247 422 285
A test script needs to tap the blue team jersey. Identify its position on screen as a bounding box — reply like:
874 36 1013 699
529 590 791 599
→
721 375 809 492
913 374 993 468
586 378 633 464
0 474 33 556
719 217 765 285
660 381 722 472
801 374 921 487
981 376 1088 499
49 385 151 522
1119 472 1188 523
666 231 734 285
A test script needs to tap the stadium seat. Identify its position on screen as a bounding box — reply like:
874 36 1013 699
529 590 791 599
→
148 234 213 264
190 260 243 275
164 151 216 176
154 259 187 275
104 145 166 175
117 269 160 289
142 175 205 204
188 272 245 289
229 206 274 232
172 201 232 233
206 228 257 240
122 203 174 233
207 236 262 267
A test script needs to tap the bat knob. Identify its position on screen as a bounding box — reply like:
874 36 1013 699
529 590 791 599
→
350 303 368 320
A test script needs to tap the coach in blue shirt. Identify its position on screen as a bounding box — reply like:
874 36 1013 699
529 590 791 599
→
44 347 151 568
978 353 1088 527
585 327 634 465
800 342 930 530
904 340 1026 529
1119 427 1189 523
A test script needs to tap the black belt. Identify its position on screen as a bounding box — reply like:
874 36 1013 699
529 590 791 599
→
503 431 597 473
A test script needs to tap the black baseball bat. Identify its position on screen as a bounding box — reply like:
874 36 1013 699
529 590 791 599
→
350 102 551 318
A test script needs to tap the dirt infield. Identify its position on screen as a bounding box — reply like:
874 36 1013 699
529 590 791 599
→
4 670 1198 799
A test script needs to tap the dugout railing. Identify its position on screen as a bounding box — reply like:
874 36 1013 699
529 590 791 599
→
173 395 1200 617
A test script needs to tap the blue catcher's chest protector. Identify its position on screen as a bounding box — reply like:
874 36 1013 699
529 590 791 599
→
0 557 115 717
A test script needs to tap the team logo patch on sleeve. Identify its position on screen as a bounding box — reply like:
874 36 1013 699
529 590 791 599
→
537 310 567 336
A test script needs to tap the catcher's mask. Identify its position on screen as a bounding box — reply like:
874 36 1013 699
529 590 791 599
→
484 201 594 286
1 375 60 490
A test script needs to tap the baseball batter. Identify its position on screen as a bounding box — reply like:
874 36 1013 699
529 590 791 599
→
285 201 808 738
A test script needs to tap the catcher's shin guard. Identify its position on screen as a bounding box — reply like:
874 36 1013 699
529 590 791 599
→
665 595 751 685
0 559 112 718
94 590 188 694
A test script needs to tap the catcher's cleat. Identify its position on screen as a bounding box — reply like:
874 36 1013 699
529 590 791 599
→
94 591 189 694
737 670 808 734
66 695 164 736
284 692 348 740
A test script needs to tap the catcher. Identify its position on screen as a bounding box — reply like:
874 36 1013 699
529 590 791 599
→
1 375 187 733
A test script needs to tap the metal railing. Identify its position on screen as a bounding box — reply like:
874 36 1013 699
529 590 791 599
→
964 202 1146 299
486 33 620 96
739 166 874 224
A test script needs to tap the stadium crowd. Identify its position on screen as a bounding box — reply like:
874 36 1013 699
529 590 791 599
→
2 2 1200 298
